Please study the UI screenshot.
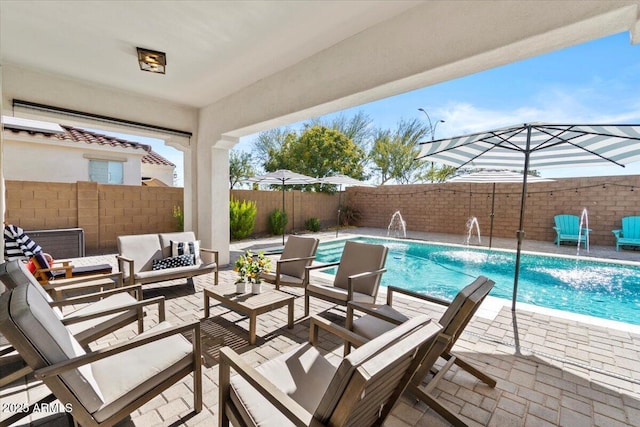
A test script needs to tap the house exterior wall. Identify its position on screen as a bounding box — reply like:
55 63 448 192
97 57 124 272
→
3 136 144 185
141 163 175 187
347 175 640 247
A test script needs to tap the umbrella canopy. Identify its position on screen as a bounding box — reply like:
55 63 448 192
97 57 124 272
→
247 170 318 244
417 123 640 311
447 170 554 248
319 175 374 237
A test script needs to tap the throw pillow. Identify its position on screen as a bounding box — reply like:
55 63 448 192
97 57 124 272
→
171 240 200 264
152 254 195 271
31 252 55 279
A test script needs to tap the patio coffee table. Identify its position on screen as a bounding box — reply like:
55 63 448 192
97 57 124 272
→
202 283 295 345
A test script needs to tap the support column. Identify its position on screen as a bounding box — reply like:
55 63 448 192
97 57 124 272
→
193 133 237 266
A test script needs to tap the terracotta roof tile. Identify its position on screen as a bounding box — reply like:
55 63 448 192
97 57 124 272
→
5 123 175 166
142 150 175 166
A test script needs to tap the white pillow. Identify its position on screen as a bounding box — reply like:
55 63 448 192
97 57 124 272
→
171 240 201 264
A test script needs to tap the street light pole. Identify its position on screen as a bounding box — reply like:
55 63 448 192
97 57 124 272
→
418 108 445 182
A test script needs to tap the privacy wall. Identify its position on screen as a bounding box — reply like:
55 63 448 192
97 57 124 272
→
230 189 340 236
347 175 640 247
5 181 183 254
5 182 340 254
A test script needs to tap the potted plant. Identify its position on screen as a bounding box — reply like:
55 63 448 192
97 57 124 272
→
233 250 271 294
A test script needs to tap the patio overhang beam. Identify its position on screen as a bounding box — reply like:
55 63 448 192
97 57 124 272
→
12 99 193 139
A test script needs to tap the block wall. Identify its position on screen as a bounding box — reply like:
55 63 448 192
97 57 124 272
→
347 175 640 247
230 189 340 235
5 180 183 254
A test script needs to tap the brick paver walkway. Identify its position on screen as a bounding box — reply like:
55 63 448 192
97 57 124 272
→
2 230 639 426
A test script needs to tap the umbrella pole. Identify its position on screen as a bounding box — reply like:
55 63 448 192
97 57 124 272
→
282 182 285 246
336 185 342 238
512 126 532 312
489 183 496 249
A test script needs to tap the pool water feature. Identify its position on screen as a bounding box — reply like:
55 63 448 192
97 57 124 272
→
316 237 640 326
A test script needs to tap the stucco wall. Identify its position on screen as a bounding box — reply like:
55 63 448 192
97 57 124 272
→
141 163 175 187
4 137 144 185
347 175 640 247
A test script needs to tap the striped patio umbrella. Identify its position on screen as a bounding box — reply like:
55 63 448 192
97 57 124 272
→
447 170 554 248
417 123 640 311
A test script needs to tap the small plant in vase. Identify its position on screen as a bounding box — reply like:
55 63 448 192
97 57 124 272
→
233 250 271 294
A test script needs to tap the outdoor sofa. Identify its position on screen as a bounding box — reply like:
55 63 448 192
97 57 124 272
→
116 231 218 287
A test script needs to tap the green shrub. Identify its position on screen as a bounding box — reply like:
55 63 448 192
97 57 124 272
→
339 204 361 226
230 197 257 240
172 205 184 231
268 209 288 236
305 217 320 232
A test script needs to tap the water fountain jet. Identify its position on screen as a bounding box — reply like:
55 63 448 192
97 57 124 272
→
387 211 406 238
465 217 482 246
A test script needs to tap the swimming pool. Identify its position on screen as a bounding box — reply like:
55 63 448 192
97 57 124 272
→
316 237 640 326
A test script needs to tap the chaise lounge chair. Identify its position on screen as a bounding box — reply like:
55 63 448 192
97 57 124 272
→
260 235 319 290
553 214 590 249
341 275 497 427
219 313 446 427
0 283 201 427
612 216 640 251
304 240 388 317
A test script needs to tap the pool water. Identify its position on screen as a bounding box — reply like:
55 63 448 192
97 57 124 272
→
316 237 640 326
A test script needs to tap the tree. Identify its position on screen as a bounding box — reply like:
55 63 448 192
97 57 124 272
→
418 165 458 183
229 151 255 189
308 111 372 148
265 125 366 192
369 118 430 184
253 127 294 165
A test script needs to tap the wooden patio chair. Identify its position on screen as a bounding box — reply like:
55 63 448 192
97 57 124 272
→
0 283 201 427
219 313 447 427
304 240 388 317
260 235 319 290
0 260 165 388
344 275 497 427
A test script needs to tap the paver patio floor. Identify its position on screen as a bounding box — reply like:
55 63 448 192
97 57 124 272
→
1 229 639 426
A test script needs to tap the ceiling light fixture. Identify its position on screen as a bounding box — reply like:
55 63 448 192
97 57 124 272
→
136 47 166 74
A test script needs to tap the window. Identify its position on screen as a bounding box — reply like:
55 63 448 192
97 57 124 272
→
89 160 124 184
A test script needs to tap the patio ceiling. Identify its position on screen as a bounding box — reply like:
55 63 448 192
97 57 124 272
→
0 1 419 109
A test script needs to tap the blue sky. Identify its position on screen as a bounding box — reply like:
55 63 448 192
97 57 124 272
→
114 31 640 185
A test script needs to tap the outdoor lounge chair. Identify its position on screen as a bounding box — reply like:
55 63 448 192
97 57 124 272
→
0 260 165 388
0 283 201 427
4 223 113 284
304 240 388 317
343 275 496 427
553 214 590 249
260 235 319 290
219 313 447 427
612 216 640 251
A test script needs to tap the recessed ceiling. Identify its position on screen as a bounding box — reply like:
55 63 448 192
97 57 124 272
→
0 1 420 108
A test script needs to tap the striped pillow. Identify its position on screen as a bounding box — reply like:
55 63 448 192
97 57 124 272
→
171 240 200 264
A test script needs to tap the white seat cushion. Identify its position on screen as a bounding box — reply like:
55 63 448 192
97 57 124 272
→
65 292 137 341
351 305 409 339
306 283 376 304
91 321 192 422
230 343 337 427
8 284 105 412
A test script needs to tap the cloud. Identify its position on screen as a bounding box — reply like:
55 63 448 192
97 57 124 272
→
434 86 640 139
